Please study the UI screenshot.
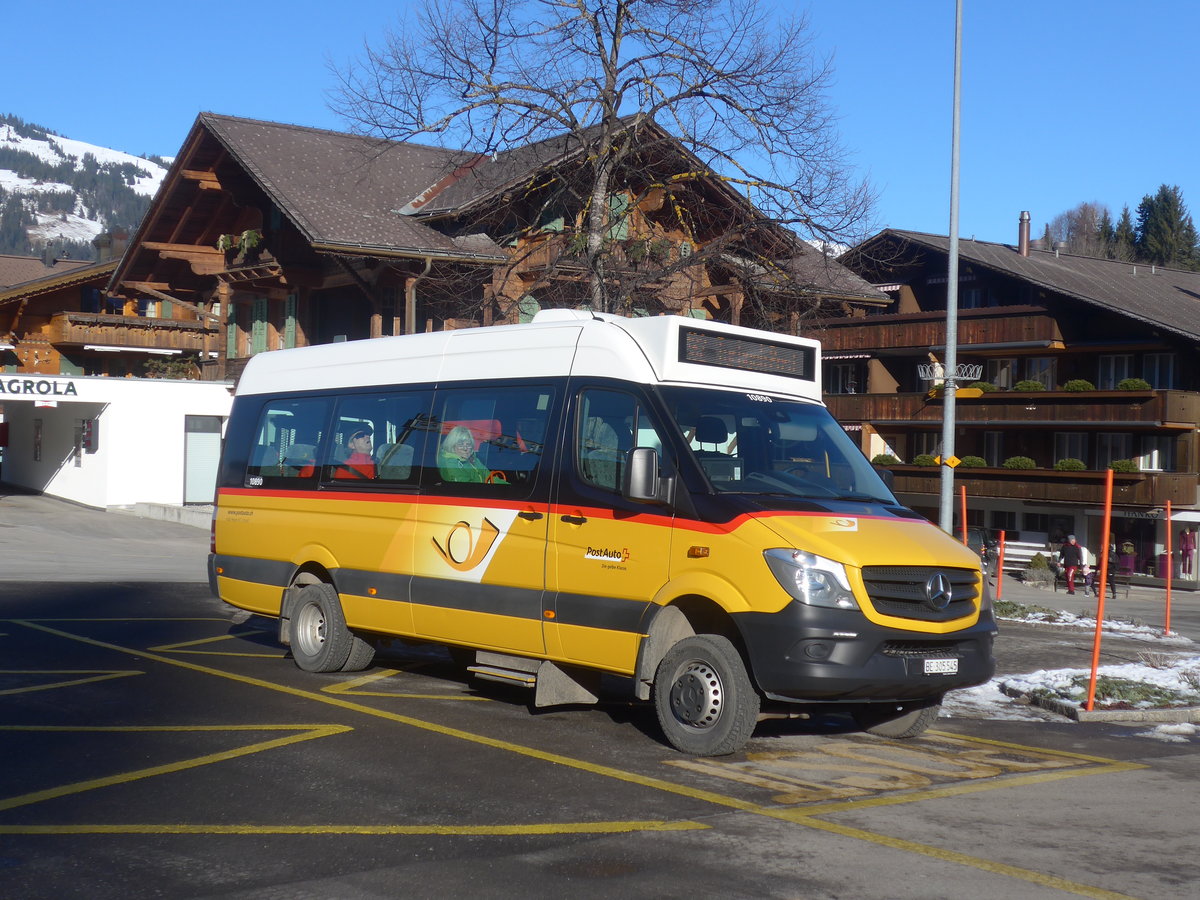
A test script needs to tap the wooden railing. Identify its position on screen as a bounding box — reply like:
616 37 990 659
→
886 466 1198 507
814 306 1061 352
827 390 1200 427
48 312 215 352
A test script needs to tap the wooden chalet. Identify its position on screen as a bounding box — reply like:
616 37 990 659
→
102 113 882 382
833 215 1200 582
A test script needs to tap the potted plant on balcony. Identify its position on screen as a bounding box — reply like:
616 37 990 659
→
1117 377 1152 391
217 228 263 264
871 453 900 465
1054 458 1087 471
913 454 938 467
1063 379 1096 392
958 455 987 468
1002 455 1038 469
1108 459 1139 473
1012 380 1046 392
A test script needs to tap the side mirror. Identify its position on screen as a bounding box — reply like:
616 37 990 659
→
625 447 662 503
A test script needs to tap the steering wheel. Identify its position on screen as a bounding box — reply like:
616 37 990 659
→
486 470 508 484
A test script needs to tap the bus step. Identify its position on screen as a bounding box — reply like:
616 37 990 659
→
468 665 537 687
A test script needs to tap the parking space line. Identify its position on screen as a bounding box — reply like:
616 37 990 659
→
0 820 707 836
150 630 286 659
323 668 490 701
0 669 142 696
13 619 1141 899
0 724 350 813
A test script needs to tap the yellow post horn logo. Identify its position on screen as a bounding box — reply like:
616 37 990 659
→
431 517 500 571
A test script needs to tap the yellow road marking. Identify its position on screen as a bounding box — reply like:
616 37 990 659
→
13 619 1143 898
0 724 350 813
0 669 142 696
322 668 490 701
149 629 283 658
0 820 706 836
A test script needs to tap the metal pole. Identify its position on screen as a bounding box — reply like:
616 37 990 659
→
939 0 964 533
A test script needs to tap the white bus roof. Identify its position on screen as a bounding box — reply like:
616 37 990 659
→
234 310 823 401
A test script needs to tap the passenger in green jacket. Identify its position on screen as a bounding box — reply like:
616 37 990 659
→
438 425 496 483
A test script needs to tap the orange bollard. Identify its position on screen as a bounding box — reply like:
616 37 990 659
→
960 486 968 545
1086 469 1114 712
995 530 1006 601
1165 500 1173 635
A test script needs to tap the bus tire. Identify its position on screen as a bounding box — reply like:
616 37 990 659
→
289 582 355 673
341 631 376 673
653 634 759 756
853 701 940 739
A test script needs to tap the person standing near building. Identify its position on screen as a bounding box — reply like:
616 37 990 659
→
1059 533 1084 595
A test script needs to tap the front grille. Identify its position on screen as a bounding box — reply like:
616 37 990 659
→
860 565 979 622
881 640 964 659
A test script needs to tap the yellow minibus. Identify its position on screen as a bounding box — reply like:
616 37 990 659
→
210 310 994 755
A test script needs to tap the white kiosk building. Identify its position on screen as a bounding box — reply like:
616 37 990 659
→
0 374 232 512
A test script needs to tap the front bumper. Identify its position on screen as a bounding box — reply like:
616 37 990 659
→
735 602 996 703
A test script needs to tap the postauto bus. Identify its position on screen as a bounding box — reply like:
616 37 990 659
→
209 310 995 755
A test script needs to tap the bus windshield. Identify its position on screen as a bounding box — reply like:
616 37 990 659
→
660 386 896 503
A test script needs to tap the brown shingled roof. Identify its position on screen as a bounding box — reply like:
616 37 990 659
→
883 229 1200 342
199 114 505 260
0 254 91 290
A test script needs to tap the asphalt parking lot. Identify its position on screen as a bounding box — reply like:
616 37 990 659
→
2 490 1198 899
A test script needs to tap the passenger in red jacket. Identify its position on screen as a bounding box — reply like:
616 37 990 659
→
334 427 376 480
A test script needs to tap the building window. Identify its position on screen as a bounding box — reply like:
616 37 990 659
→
1053 432 1087 465
1142 353 1177 389
983 431 1004 467
990 510 1016 532
825 362 861 394
1097 354 1133 390
1095 432 1133 469
1138 435 1175 472
985 358 1016 389
911 432 940 458
1025 357 1057 389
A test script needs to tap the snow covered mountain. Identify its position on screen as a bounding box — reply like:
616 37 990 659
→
0 115 170 258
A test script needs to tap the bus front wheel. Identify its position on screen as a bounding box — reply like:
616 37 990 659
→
653 634 759 756
852 700 940 738
289 583 374 673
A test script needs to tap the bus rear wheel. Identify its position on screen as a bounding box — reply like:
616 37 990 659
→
653 634 759 756
289 583 374 673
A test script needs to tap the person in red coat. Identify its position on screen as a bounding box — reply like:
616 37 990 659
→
334 427 376 480
1059 534 1084 594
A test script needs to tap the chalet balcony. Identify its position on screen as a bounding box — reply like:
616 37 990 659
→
815 306 1062 353
826 389 1200 429
49 312 216 353
885 465 1199 508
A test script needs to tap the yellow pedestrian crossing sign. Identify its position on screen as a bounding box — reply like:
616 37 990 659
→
934 455 961 468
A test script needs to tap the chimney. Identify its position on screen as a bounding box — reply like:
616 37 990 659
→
1018 211 1031 257
92 230 130 263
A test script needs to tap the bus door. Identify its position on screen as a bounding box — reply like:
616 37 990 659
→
409 384 557 655
547 386 674 672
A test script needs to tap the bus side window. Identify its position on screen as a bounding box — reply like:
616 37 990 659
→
577 389 667 493
425 385 554 492
246 398 330 487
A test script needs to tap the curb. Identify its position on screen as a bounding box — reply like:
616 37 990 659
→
1000 683 1200 723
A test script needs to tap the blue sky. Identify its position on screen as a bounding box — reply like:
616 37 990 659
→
3 1 1195 246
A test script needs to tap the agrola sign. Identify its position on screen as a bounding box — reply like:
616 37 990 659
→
0 377 80 397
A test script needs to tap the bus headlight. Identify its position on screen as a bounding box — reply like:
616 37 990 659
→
764 549 859 610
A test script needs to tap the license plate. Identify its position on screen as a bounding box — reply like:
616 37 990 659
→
924 658 958 675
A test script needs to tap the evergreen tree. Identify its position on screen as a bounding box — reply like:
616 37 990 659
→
1113 205 1136 261
1135 184 1199 269
1098 208 1114 257
0 197 33 255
